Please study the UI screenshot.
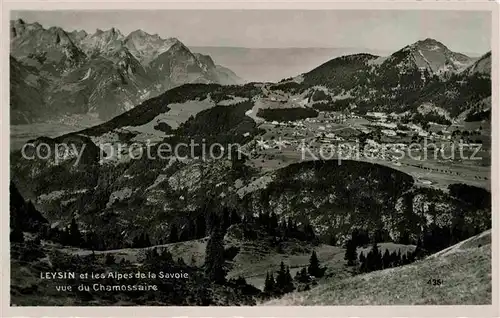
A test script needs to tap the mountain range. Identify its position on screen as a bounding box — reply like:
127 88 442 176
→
10 19 243 124
10 18 491 126
294 38 491 120
10 34 492 247
10 32 492 306
9 25 492 241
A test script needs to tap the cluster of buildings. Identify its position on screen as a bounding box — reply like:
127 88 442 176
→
270 120 306 128
363 111 456 141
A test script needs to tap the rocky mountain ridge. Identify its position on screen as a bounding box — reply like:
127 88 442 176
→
9 35 492 254
10 80 491 250
291 38 491 119
10 19 243 124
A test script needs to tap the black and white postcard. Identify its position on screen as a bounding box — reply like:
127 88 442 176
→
2 1 498 317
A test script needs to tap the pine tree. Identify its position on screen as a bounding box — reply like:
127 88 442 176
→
359 251 366 263
414 237 425 259
283 219 291 238
204 226 226 284
264 272 276 294
69 217 81 247
382 249 391 269
344 239 358 266
269 212 278 235
366 242 382 271
169 224 179 243
195 214 206 238
84 230 96 250
137 233 144 247
284 266 295 293
308 250 324 277
359 251 366 272
264 272 271 292
365 250 373 272
204 229 226 281
275 261 287 293
390 250 398 267
97 237 106 251
371 241 380 257
278 220 288 237
269 272 276 293
144 234 151 247
407 250 416 263
396 249 402 267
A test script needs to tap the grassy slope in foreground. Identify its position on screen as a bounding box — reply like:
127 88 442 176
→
264 230 491 305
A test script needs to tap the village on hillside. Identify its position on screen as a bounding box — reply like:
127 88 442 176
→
243 88 490 190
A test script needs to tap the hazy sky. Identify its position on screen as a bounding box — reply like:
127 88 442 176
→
11 10 491 55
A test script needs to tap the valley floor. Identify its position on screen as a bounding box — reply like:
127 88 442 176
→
10 114 103 151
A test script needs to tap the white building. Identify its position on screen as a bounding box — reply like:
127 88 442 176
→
379 122 398 129
381 129 397 136
366 111 388 121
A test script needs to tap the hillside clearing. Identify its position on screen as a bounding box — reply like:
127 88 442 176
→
264 230 491 305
